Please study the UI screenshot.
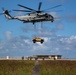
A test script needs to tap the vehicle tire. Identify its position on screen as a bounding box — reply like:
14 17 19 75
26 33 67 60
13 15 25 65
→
33 40 36 43
41 39 44 44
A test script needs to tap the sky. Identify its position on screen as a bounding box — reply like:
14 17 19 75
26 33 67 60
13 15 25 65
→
0 0 76 58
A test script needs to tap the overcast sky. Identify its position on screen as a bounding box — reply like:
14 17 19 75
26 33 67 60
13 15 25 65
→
0 0 76 58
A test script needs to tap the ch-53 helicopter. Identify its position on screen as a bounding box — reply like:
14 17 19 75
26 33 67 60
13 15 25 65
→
0 2 61 24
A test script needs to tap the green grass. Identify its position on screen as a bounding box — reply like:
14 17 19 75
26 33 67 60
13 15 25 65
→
39 60 76 75
0 60 35 75
0 60 76 75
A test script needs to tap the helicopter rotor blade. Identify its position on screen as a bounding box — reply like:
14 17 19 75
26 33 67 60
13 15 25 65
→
2 7 5 11
13 10 32 12
18 4 36 11
43 4 62 11
38 2 42 11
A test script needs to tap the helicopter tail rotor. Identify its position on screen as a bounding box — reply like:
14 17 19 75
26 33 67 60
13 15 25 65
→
0 8 13 20
0 8 5 15
0 8 11 15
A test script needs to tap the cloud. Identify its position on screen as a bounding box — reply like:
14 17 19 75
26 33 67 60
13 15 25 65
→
56 24 64 30
66 15 76 22
37 29 56 37
0 34 76 58
63 9 76 23
21 25 35 32
0 42 3 49
49 11 62 22
5 31 12 40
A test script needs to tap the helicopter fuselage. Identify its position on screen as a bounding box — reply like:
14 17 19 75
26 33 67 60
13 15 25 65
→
14 13 54 24
2 10 54 24
0 3 61 24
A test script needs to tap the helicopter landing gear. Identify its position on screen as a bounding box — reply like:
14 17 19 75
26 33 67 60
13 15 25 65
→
51 19 54 22
33 22 35 24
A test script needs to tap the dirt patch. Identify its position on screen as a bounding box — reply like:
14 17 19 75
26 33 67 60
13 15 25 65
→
33 60 40 75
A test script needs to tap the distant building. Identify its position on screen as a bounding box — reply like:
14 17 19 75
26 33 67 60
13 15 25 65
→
28 55 62 60
0 55 62 60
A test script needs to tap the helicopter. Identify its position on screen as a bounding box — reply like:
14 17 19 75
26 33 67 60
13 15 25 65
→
0 2 61 24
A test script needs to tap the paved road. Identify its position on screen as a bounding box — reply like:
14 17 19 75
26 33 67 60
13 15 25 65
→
33 60 40 75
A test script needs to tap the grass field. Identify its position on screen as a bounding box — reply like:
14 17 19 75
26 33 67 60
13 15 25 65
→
0 60 35 75
39 60 76 75
0 60 76 75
